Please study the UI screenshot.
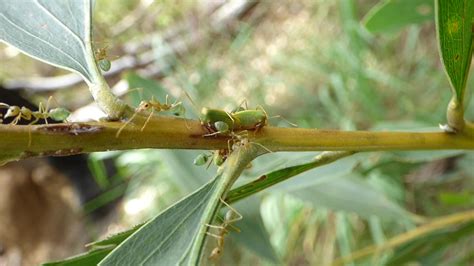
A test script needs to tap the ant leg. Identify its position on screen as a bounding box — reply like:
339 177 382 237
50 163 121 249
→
115 111 139 138
44 96 54 124
141 110 154 131
27 126 32 148
250 142 273 153
269 115 298 127
206 224 225 230
234 99 248 112
29 117 40 125
11 114 22 125
225 111 235 130
219 198 243 223
35 101 47 125
203 131 222 137
227 139 233 152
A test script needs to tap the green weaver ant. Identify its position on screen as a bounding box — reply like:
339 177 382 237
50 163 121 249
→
115 95 185 137
0 96 70 125
206 198 242 261
0 97 70 148
193 149 228 168
94 45 114 72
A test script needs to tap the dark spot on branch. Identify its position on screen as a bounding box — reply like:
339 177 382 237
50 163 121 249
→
37 123 103 135
21 148 83 159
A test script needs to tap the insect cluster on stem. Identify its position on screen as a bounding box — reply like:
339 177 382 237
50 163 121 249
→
0 96 70 125
194 102 271 168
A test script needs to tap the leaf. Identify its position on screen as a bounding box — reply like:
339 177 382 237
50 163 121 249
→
100 144 261 265
387 221 474 265
86 223 145 249
43 223 145 265
390 150 464 162
158 150 212 192
288 173 412 220
99 179 219 265
0 153 20 167
42 247 114 266
262 153 411 220
435 0 474 101
125 73 170 106
363 0 434 34
231 197 279 262
0 0 96 83
227 152 355 203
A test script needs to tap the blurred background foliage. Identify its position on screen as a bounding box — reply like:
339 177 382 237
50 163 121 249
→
0 0 473 265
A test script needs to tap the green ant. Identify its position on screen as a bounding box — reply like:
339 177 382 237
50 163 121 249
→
115 95 185 137
206 198 243 261
94 45 113 72
0 96 70 125
193 149 228 168
0 97 70 148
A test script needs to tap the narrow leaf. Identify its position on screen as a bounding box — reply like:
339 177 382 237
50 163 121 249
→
99 179 220 265
100 144 261 265
0 0 96 82
86 223 145 249
435 0 474 101
227 151 355 204
288 173 412 220
363 0 434 34
387 221 474 265
231 197 279 262
43 247 114 266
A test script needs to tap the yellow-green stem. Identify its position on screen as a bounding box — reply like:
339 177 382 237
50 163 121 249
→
0 116 473 165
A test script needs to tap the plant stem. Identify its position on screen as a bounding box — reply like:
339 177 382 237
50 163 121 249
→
190 141 262 264
0 116 473 165
334 209 474 265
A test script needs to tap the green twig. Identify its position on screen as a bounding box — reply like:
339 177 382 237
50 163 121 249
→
1 117 474 166
226 151 355 204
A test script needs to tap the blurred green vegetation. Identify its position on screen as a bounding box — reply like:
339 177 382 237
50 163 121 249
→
1 0 473 265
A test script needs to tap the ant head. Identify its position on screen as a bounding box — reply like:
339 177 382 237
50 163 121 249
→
138 101 151 111
5 106 20 118
209 247 221 260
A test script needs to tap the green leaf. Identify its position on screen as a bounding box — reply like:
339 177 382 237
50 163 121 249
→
390 150 464 162
43 247 114 266
363 0 434 34
87 223 145 249
125 73 170 106
100 144 261 265
387 221 474 265
0 0 97 83
227 152 355 203
435 0 474 101
231 197 279 262
287 173 412 220
158 150 212 192
99 179 219 265
43 223 146 265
